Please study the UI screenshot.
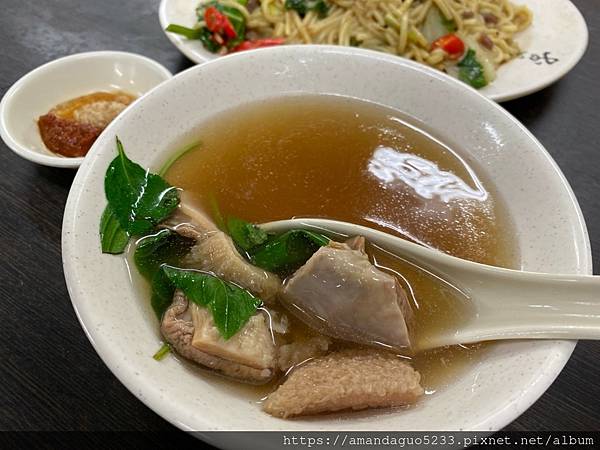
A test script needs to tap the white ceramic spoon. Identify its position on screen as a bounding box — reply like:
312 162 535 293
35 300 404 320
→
261 218 600 350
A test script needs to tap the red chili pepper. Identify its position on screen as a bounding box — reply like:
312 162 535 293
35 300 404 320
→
232 38 286 52
431 34 465 59
204 7 222 32
204 6 237 39
221 20 237 39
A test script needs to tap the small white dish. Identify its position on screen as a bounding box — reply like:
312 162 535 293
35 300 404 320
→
0 51 172 168
62 46 590 444
159 0 588 102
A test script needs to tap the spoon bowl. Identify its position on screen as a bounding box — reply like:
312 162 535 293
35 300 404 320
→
261 218 600 350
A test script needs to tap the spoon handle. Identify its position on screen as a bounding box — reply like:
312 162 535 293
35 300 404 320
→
261 218 600 347
443 264 600 344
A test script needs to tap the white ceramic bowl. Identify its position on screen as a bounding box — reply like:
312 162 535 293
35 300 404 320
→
0 51 172 168
158 0 588 102
62 46 590 445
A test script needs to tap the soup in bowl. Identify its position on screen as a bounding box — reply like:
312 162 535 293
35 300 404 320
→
62 46 590 439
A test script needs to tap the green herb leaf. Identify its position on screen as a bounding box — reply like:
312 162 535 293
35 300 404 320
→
134 229 194 281
198 27 222 53
151 267 176 319
99 205 130 254
349 37 362 47
441 16 457 32
105 137 180 236
250 230 329 275
165 24 204 40
157 266 262 339
312 0 329 18
285 0 329 18
285 0 307 16
458 48 488 89
227 217 268 251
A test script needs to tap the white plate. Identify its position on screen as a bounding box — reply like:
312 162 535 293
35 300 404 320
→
158 0 588 102
63 46 590 446
0 51 172 168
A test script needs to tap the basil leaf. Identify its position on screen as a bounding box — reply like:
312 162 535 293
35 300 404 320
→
285 0 308 16
105 137 180 236
151 268 176 319
458 49 488 89
134 229 194 281
349 37 362 47
227 217 268 251
99 205 130 254
250 230 329 275
209 281 259 340
198 27 222 53
285 0 329 18
157 266 262 339
165 24 204 40
441 16 457 32
312 0 329 18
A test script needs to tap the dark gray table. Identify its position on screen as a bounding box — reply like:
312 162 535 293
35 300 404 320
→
0 0 598 440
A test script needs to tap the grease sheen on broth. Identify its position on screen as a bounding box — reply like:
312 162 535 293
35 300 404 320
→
164 95 519 395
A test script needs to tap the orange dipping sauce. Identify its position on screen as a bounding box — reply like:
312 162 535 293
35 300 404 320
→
38 91 136 157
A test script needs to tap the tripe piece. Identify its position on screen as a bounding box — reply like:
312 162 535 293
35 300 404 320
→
263 349 423 418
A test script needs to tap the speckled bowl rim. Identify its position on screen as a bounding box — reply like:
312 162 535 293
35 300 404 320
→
62 45 591 439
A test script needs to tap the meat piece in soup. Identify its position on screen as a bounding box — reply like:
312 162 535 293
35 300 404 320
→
190 305 275 370
280 237 413 350
161 290 275 383
163 193 281 303
263 349 424 418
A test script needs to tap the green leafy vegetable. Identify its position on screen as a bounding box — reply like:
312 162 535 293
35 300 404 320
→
250 230 330 275
227 217 268 251
198 27 222 53
152 343 171 361
285 0 329 18
441 16 457 32
151 267 177 319
349 37 362 47
99 206 130 254
152 266 262 339
105 137 180 237
134 229 194 281
458 49 488 89
165 24 204 40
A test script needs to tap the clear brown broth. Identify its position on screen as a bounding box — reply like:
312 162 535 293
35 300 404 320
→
162 95 519 398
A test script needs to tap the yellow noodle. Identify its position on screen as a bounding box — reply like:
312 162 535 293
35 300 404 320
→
203 0 532 81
